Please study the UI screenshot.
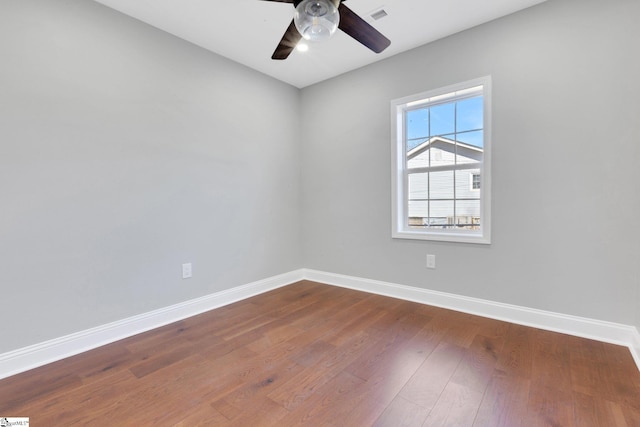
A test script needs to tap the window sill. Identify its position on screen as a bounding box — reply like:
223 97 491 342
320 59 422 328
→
392 230 491 245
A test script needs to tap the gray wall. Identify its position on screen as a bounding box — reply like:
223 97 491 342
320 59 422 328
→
2 0 639 355
301 0 640 328
0 0 301 352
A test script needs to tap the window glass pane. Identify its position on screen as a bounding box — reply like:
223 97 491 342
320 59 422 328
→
429 170 454 199
407 147 429 169
455 200 481 229
457 130 483 149
456 96 483 133
430 103 455 136
455 169 480 194
428 201 454 227
408 200 428 225
456 141 483 165
406 108 429 150
430 137 456 167
407 138 428 152
408 173 428 200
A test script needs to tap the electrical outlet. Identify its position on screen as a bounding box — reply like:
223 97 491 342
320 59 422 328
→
182 263 192 279
426 254 436 269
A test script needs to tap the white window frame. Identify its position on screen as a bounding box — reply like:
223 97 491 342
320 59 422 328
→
390 76 492 244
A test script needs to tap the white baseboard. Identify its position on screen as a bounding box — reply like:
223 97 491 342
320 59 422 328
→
303 269 640 371
2 268 638 379
0 269 304 380
631 330 640 370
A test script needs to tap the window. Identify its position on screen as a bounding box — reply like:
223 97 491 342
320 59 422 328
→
391 77 491 244
471 173 481 190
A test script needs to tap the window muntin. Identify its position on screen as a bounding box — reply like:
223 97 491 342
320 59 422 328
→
391 77 491 244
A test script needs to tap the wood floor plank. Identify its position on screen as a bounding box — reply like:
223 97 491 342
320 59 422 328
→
525 339 576 427
601 343 640 412
17 369 138 425
128 338 200 379
1 281 639 426
494 323 533 378
420 309 479 349
623 403 640 426
373 395 430 427
573 391 631 427
212 357 304 420
268 330 380 411
171 404 228 427
0 364 83 413
287 339 336 367
278 370 366 426
245 323 305 353
226 396 290 427
449 334 502 395
341 355 426 425
472 371 531 427
398 341 466 410
321 304 389 347
346 306 432 381
422 381 485 427
526 382 575 427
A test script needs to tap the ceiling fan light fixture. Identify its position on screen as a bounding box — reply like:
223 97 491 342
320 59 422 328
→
294 0 339 42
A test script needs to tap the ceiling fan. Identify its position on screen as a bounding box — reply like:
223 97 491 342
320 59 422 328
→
262 0 391 60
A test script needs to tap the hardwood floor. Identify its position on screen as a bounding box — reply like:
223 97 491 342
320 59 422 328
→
1 280 639 426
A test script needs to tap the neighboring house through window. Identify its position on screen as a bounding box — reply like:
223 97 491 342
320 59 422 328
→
391 77 491 244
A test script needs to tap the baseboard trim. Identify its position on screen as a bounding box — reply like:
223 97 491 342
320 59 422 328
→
631 329 640 370
2 268 638 379
0 269 304 380
303 269 640 371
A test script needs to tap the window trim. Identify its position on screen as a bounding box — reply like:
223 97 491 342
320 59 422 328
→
390 76 492 244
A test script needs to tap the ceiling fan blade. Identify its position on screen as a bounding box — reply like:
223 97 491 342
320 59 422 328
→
338 3 390 54
272 20 302 60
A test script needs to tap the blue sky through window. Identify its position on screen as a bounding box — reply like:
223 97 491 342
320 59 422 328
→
406 95 483 150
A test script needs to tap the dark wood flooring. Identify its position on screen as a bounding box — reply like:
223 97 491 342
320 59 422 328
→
1 281 639 426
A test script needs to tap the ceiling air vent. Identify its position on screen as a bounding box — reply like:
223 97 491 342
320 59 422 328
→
370 8 388 21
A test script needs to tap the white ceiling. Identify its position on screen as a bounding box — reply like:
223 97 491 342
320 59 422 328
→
93 0 548 88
